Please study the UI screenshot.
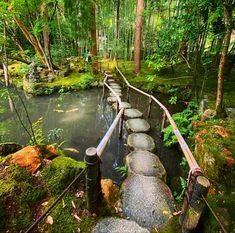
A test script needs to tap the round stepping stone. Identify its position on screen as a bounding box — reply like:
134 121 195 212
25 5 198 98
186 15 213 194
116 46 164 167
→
122 174 174 228
92 217 150 233
109 83 121 87
107 97 117 104
127 133 155 152
124 109 143 119
109 88 121 93
112 102 131 111
126 150 166 181
126 119 150 133
108 79 115 83
106 74 113 78
109 92 122 97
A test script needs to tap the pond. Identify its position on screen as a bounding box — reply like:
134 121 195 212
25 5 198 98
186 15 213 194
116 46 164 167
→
0 86 183 185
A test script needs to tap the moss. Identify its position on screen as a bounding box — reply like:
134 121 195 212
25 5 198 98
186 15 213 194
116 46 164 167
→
153 217 181 233
42 156 86 194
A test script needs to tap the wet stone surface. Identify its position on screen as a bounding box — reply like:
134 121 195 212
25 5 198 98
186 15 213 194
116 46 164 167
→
126 150 166 181
122 174 174 228
126 118 150 133
92 217 150 233
124 109 143 119
112 102 131 111
127 133 155 152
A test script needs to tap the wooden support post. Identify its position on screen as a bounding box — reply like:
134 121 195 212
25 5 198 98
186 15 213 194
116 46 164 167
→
161 111 167 132
85 147 102 213
180 175 210 233
119 110 124 138
147 97 152 118
102 83 105 99
116 101 119 115
127 86 130 102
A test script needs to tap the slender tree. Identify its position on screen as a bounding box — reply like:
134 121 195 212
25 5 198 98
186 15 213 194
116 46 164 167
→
215 0 233 114
134 0 144 74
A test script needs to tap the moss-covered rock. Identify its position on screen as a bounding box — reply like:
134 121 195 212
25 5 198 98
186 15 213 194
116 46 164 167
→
42 156 86 194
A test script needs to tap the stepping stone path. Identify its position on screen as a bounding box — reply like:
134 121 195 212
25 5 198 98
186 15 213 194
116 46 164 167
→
93 71 175 233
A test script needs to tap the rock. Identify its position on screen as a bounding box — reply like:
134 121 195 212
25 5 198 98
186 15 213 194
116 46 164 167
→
126 119 150 133
225 108 235 118
107 97 117 104
92 217 150 233
127 133 155 152
124 109 143 119
109 92 122 97
107 79 115 83
109 84 121 88
201 109 216 122
0 143 22 156
122 174 174 228
5 145 58 174
101 179 120 208
126 150 166 181
112 102 131 111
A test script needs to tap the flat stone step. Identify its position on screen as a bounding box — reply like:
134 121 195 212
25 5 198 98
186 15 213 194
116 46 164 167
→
122 174 174 228
127 133 155 152
126 150 166 181
107 96 118 104
109 83 121 88
126 119 150 133
92 217 150 233
112 102 131 111
109 92 122 97
109 88 122 94
107 79 115 83
106 74 113 78
124 109 143 119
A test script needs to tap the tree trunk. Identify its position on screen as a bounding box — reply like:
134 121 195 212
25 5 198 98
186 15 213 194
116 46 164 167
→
3 22 10 87
115 0 120 58
134 0 144 74
90 1 98 74
215 1 232 114
41 2 54 73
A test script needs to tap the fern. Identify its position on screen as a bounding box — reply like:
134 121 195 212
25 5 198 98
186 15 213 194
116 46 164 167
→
115 165 128 178
29 117 45 145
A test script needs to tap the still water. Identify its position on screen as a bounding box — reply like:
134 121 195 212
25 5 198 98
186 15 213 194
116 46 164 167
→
0 87 182 184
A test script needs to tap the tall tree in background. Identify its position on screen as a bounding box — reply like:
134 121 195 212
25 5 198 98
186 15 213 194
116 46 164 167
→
134 0 144 74
215 0 233 114
90 0 98 74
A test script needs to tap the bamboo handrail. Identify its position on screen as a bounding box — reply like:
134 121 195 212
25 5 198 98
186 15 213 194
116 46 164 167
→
115 66 201 172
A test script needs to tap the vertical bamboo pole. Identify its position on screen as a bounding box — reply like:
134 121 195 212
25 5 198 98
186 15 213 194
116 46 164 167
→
85 147 102 213
180 175 210 232
147 97 152 118
127 86 130 102
161 111 167 132
119 110 124 138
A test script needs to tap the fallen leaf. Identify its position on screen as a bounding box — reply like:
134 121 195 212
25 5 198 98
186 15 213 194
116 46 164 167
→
41 201 49 206
162 210 169 215
46 215 53 225
74 214 81 222
75 191 84 198
62 199 66 208
173 211 182 216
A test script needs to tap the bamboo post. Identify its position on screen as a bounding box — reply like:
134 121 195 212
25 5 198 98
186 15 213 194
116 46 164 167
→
180 175 210 232
116 100 119 115
102 82 105 99
119 109 124 138
161 111 167 132
147 97 153 118
85 147 102 213
127 86 130 102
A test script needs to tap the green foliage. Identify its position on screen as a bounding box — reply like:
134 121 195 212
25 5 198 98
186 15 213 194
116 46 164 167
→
169 96 178 105
115 164 128 178
47 128 64 143
173 176 187 202
163 101 198 147
29 117 45 145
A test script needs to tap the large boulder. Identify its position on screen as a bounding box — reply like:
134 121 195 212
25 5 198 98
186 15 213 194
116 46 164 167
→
92 217 150 233
122 174 174 228
127 133 155 152
126 150 166 181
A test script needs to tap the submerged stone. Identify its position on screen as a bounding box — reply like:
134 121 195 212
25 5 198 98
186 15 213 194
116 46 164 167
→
124 109 143 119
126 119 150 133
122 174 174 228
126 150 166 181
112 102 131 111
92 217 150 233
127 133 155 152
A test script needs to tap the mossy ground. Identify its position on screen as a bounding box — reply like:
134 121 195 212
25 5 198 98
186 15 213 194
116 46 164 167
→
0 154 92 233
